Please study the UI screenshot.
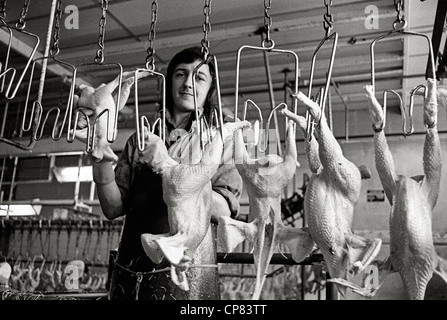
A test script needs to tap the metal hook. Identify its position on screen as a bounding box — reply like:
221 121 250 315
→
134 68 166 151
234 43 299 155
21 56 75 141
370 18 436 136
0 1 63 152
242 100 288 153
305 30 338 141
242 99 263 148
66 62 124 154
0 21 40 100
381 85 427 136
210 55 225 142
208 107 221 130
191 54 224 150
305 88 324 141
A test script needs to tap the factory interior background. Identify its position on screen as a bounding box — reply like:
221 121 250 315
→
1 0 447 300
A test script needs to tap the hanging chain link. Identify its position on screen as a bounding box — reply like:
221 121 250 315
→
323 0 334 37
16 0 31 29
145 0 158 70
393 0 405 29
0 0 7 21
263 0 272 47
95 0 109 64
201 0 211 59
50 0 63 57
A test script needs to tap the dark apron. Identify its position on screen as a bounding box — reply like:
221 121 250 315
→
109 225 220 300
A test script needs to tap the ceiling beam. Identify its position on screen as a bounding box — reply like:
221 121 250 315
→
58 9 398 64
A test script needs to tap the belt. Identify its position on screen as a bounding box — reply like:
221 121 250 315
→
113 259 218 300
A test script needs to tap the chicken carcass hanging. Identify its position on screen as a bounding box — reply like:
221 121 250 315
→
283 92 382 297
73 71 149 163
140 120 250 291
217 117 316 300
358 79 447 300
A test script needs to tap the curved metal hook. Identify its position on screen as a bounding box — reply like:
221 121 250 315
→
66 62 123 154
66 107 91 149
0 25 40 100
380 87 423 136
134 68 166 151
234 44 299 119
242 99 263 147
192 54 225 150
136 117 162 152
370 22 436 136
242 100 288 153
234 43 299 157
306 31 338 141
21 56 75 141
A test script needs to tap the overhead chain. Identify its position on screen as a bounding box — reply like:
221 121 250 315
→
393 0 405 29
95 0 109 64
16 0 31 30
0 0 6 21
145 0 158 70
323 0 334 37
50 0 63 57
263 0 273 47
201 0 211 59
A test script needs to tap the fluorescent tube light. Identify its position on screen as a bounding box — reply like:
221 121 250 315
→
53 166 93 182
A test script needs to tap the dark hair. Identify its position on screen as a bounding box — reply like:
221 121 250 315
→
165 46 216 119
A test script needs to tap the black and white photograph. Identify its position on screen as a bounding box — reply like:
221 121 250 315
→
0 0 446 311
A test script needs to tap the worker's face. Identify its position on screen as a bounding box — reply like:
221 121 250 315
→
171 60 212 114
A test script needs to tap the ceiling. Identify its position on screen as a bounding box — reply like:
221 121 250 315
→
0 0 445 156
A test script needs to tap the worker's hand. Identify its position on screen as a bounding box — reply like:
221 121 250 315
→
137 128 177 174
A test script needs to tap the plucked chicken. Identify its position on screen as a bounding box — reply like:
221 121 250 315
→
356 79 447 300
140 120 250 291
217 117 317 300
282 92 382 297
74 71 149 162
